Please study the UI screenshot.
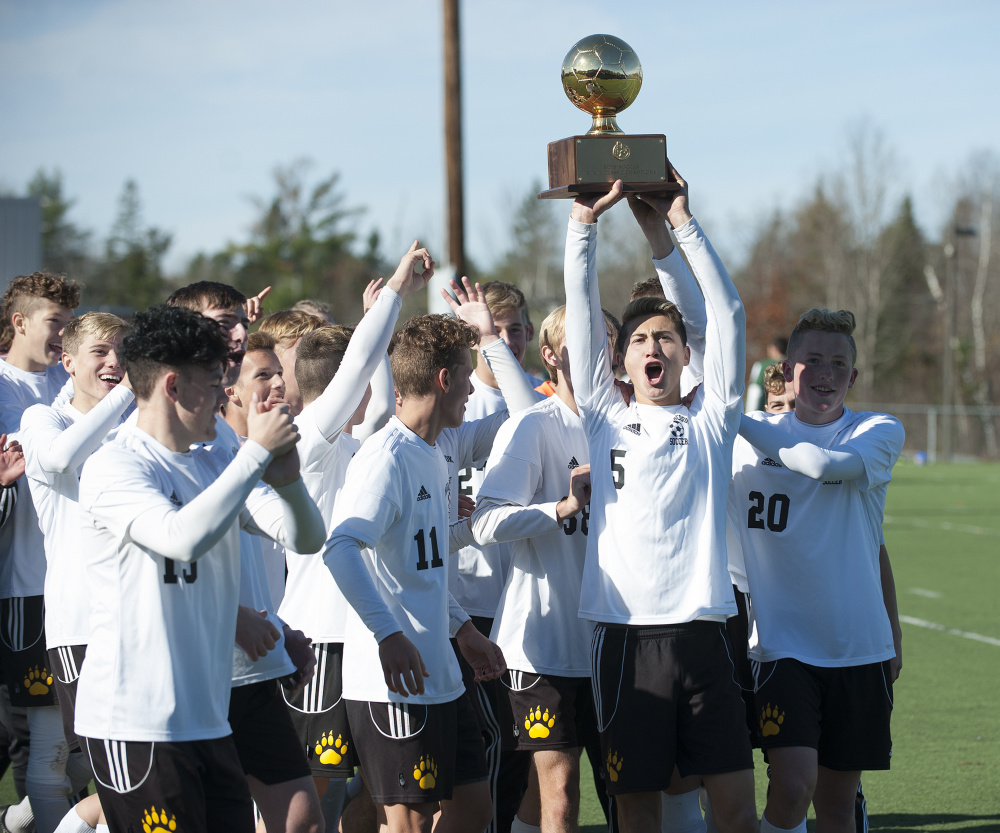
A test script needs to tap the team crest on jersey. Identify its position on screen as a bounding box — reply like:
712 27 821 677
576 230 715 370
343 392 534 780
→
668 415 688 445
761 457 782 468
141 806 177 833
624 422 642 435
567 456 581 469
168 490 183 506
416 486 431 501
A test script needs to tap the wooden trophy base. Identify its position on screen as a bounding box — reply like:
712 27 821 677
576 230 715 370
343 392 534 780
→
538 134 679 199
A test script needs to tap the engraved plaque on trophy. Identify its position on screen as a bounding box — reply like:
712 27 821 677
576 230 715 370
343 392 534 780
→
539 34 678 199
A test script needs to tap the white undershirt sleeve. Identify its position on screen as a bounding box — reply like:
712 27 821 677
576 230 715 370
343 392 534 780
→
323 535 401 643
672 218 746 409
449 518 476 553
128 441 272 562
563 219 612 409
737 414 866 481
37 385 134 474
471 497 560 545
654 246 707 384
241 478 326 554
478 339 539 414
448 592 471 637
352 353 395 444
312 289 402 442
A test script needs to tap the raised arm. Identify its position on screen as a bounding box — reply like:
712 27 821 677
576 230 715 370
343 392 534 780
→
564 183 627 409
442 277 538 414
630 170 745 408
313 243 434 441
628 196 707 383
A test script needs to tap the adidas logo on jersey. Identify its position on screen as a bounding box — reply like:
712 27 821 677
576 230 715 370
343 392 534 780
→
624 423 641 435
761 457 782 468
444 455 453 463
416 486 431 501
567 457 581 469
168 491 183 507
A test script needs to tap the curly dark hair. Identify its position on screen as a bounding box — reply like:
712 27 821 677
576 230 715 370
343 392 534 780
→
0 272 82 352
389 314 479 399
123 305 230 400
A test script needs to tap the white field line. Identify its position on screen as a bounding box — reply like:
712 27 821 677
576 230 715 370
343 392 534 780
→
883 515 1000 537
908 588 942 599
899 615 1000 647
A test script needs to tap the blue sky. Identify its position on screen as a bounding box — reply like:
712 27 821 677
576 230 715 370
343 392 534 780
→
1 0 997 274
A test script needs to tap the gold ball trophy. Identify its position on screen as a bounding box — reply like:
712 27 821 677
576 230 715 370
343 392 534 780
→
538 34 678 199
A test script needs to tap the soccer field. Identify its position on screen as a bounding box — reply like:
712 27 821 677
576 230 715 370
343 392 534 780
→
578 462 1000 833
2 465 998 831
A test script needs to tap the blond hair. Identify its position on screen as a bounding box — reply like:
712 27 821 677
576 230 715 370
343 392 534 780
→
257 310 330 348
762 362 786 395
481 281 528 322
61 312 128 357
539 305 620 381
787 308 857 366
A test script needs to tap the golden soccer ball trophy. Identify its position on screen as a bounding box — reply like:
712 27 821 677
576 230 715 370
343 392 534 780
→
540 34 675 199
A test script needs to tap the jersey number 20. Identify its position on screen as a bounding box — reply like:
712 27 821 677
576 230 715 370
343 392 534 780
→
747 491 790 532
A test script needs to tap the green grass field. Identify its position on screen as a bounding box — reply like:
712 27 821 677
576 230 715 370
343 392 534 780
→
577 462 1000 833
3 464 999 831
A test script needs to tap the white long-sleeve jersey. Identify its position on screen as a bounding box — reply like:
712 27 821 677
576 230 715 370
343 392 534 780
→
565 217 746 625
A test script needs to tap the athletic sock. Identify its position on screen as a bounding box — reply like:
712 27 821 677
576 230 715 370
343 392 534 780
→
760 813 807 833
52 806 95 833
3 795 35 833
662 788 706 833
511 815 541 833
96 826 110 833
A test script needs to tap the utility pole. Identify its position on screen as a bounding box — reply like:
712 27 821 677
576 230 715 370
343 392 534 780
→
443 0 464 279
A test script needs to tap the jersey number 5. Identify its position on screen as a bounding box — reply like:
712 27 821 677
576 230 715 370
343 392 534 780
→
414 527 444 570
747 491 790 533
610 449 626 490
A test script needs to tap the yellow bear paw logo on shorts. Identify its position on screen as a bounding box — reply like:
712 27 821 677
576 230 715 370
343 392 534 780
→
24 666 52 696
524 705 556 738
413 755 437 789
314 731 348 765
606 750 624 782
760 703 785 737
142 806 177 833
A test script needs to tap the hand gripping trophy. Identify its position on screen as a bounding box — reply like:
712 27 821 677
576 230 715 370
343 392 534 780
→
539 34 678 199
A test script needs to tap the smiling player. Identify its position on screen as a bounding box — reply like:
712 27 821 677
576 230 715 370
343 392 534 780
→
729 309 904 833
